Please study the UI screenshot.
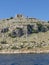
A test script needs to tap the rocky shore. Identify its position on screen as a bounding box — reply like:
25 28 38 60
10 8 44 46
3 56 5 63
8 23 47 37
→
0 49 49 54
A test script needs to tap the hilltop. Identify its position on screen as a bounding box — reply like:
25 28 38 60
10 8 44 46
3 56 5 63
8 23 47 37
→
0 14 49 53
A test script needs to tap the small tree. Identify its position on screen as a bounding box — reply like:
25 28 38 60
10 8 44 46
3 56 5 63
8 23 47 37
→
48 21 49 23
10 17 13 19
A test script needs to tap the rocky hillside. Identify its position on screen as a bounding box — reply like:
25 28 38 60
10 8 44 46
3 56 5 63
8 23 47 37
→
0 14 49 50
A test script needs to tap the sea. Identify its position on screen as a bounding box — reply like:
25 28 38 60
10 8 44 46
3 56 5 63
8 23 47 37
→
0 53 49 65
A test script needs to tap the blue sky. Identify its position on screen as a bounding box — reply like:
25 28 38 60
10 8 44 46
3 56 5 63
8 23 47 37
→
0 0 49 21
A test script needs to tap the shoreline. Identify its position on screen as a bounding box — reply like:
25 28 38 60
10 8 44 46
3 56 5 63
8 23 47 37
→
0 49 49 54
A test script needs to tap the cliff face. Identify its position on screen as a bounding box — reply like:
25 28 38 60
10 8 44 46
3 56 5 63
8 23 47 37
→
0 14 49 50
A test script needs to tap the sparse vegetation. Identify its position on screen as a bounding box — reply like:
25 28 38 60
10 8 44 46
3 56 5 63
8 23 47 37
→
0 14 49 51
11 46 18 49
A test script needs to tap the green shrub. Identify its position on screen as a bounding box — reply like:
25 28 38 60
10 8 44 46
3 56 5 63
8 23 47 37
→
36 44 42 48
37 23 48 32
10 17 13 19
15 28 24 37
32 29 38 33
1 40 7 44
48 21 49 23
27 24 33 34
20 45 24 48
0 46 2 50
47 25 49 30
8 31 17 38
37 23 43 32
11 46 18 49
23 41 27 43
6 19 10 20
27 46 32 49
1 27 9 33
41 26 48 32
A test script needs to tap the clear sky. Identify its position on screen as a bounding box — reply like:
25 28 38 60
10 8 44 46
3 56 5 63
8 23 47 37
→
0 0 49 21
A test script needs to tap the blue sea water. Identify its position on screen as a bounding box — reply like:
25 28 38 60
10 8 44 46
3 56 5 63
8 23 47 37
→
0 53 49 65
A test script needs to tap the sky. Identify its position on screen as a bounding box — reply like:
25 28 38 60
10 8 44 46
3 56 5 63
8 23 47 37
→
0 0 49 21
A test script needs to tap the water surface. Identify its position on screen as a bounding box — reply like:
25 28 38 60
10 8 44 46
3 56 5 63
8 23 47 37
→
0 53 49 65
